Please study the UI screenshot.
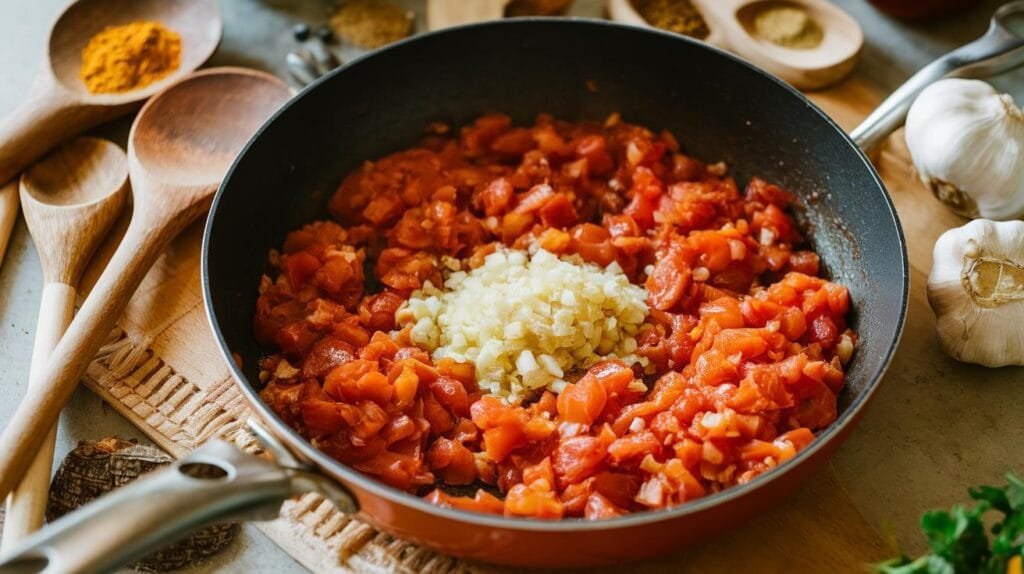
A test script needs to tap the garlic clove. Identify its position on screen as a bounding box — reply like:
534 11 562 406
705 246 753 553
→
928 219 1024 367
905 79 1024 221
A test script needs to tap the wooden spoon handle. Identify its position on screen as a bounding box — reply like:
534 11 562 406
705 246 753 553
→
0 74 132 186
1 282 77 549
0 180 18 269
0 210 192 500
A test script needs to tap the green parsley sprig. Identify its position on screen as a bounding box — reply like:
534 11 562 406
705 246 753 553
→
876 474 1024 574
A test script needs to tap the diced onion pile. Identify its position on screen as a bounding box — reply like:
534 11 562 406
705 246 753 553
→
399 247 649 402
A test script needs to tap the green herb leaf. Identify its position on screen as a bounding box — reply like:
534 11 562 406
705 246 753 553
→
1005 474 1024 513
920 506 989 571
991 512 1024 556
876 473 1024 574
969 485 1009 514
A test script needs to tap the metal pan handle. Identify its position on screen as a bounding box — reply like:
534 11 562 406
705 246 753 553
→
850 0 1024 151
0 426 357 574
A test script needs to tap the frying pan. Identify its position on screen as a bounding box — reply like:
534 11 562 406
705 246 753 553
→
3 10 1024 573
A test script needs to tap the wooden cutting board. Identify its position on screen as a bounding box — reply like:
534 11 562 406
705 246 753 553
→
72 75 922 573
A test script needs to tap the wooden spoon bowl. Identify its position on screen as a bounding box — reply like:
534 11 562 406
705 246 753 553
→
48 0 221 105
20 138 129 284
726 0 862 87
691 0 862 89
0 0 221 185
21 137 129 288
22 139 127 207
130 69 291 189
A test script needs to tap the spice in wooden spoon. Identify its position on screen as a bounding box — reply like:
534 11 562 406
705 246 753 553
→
80 21 182 94
330 0 413 49
631 0 710 39
750 3 823 49
0 0 220 188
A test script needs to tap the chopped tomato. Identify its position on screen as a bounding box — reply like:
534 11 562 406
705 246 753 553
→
478 177 514 216
256 114 854 520
553 429 613 486
504 483 564 519
646 250 692 311
427 438 477 485
425 489 505 514
281 251 320 288
556 374 607 426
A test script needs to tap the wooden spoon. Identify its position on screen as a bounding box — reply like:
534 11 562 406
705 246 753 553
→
693 0 862 90
0 138 128 548
606 0 729 49
0 0 221 186
0 68 292 500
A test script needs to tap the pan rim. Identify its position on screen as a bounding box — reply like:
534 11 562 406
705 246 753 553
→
202 17 910 533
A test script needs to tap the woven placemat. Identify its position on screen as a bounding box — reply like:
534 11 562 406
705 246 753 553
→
82 332 463 574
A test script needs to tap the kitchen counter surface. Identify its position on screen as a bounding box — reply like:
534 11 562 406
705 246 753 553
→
0 1 1021 571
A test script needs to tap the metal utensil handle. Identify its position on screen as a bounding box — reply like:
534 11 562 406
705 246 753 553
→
851 0 1024 151
0 441 326 574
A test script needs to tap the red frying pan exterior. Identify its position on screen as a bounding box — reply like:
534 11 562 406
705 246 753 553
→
203 19 908 566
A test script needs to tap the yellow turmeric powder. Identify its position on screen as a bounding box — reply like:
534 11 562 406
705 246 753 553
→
80 21 181 94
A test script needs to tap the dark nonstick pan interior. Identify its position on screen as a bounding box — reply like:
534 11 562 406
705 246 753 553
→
205 18 907 513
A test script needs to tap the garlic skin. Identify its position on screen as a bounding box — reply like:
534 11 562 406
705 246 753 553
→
905 79 1024 220
928 219 1024 367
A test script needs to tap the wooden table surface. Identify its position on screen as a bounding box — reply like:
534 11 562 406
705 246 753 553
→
0 0 1022 571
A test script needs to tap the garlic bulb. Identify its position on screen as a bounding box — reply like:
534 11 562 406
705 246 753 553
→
928 219 1024 367
905 79 1024 220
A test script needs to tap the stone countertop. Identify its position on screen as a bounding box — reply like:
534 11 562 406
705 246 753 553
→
0 0 1021 572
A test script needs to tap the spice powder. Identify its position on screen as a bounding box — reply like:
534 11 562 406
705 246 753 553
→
751 5 824 50
329 0 413 49
80 21 181 94
631 0 710 40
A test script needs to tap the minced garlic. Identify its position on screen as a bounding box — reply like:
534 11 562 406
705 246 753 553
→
397 247 649 403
